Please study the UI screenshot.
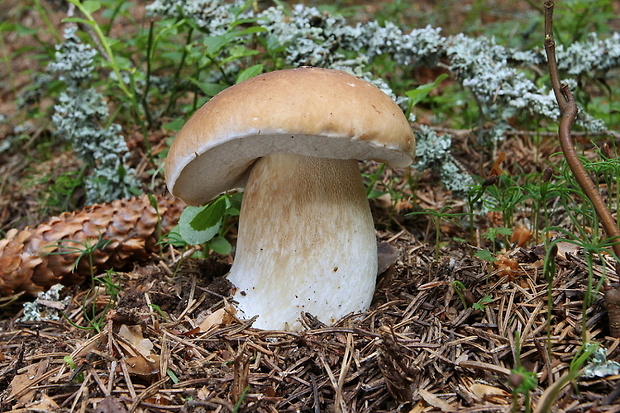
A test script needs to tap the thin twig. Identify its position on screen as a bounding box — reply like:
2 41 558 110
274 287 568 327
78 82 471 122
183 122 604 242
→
457 360 512 377
543 1 620 273
310 373 321 413
335 333 354 412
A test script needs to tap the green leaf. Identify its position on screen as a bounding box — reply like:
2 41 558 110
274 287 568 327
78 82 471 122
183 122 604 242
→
159 230 188 248
14 23 38 36
236 26 268 35
167 368 179 384
405 73 448 113
147 194 158 211
164 117 186 132
82 0 101 14
204 26 267 55
64 356 77 369
224 45 259 62
177 206 220 245
190 79 227 97
367 189 386 199
190 197 226 231
483 226 512 241
474 249 497 262
472 295 493 310
0 22 15 32
236 64 263 84
203 35 231 55
209 236 232 255
61 17 95 26
479 295 494 304
160 51 184 62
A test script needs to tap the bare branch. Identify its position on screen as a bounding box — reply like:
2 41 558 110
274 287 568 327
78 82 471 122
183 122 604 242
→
543 1 620 273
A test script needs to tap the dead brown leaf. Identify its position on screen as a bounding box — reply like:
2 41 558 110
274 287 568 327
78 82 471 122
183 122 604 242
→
470 382 510 404
118 324 154 358
418 388 453 412
197 303 236 332
124 354 160 377
9 363 39 406
95 395 129 413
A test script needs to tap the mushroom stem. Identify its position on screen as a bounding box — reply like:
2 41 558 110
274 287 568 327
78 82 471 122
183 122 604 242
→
227 153 378 331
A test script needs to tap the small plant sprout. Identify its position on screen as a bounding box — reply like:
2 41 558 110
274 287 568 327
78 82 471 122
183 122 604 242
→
452 280 472 309
165 67 415 331
63 355 85 383
405 73 448 121
483 226 513 251
408 206 469 258
45 234 112 280
471 295 493 311
451 280 493 310
60 267 121 333
509 331 537 413
534 343 598 413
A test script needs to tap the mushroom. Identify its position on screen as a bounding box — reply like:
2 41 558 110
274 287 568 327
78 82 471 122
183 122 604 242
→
165 67 414 331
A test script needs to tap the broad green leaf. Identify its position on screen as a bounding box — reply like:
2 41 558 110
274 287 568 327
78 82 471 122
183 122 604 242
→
236 64 263 84
209 236 232 255
474 249 497 263
0 22 15 32
190 197 226 231
406 73 448 109
222 49 259 65
15 23 38 36
227 45 259 59
160 51 184 62
82 0 101 15
189 79 227 97
203 35 230 55
367 189 386 200
177 206 220 245
164 117 185 132
479 295 494 304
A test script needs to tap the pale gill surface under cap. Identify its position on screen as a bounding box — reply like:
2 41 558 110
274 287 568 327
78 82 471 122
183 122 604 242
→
165 67 415 206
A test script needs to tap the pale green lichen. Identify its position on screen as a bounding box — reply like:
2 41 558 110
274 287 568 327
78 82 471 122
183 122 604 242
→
414 126 474 196
49 26 139 203
20 285 70 322
142 2 620 198
582 346 620 379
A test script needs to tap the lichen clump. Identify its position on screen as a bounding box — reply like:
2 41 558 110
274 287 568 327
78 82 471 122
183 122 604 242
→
49 26 139 204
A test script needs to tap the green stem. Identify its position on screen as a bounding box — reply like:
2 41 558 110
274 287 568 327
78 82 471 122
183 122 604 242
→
165 26 194 116
534 344 597 413
141 20 155 129
67 0 138 111
34 0 61 43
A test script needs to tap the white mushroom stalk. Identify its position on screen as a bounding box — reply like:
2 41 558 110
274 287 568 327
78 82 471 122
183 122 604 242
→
228 153 377 331
165 67 415 331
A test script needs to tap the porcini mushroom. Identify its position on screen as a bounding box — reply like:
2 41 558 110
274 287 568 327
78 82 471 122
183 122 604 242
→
165 67 414 331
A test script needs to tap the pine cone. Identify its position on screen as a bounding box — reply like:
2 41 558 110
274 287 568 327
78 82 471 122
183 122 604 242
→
0 195 184 297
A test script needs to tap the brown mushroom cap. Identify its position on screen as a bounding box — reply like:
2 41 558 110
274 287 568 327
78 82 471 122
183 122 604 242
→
165 67 415 206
